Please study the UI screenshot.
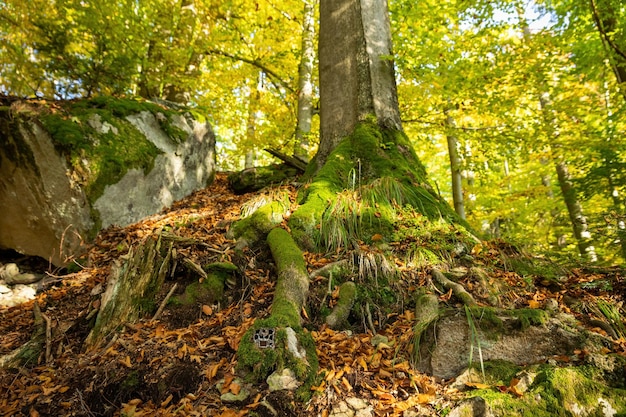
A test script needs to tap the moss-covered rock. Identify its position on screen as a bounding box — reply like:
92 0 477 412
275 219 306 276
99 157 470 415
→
466 363 626 416
0 96 215 266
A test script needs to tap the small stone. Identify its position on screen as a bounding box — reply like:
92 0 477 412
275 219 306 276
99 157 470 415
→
267 368 301 392
329 401 354 417
217 378 250 403
371 334 389 347
514 370 537 393
448 396 493 417
544 298 559 314
450 367 484 391
5 273 41 285
0 263 20 281
220 390 249 403
345 397 373 417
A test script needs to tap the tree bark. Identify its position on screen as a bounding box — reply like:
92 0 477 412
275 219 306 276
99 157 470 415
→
85 234 172 349
317 0 402 169
444 107 466 219
294 0 317 160
590 0 626 99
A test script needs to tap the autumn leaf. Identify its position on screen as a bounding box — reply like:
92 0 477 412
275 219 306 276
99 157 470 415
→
465 381 490 390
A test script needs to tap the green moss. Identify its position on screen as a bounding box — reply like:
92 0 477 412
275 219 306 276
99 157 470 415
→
291 120 473 253
236 320 319 392
170 268 230 307
464 364 626 416
505 308 548 330
231 193 290 247
35 96 195 204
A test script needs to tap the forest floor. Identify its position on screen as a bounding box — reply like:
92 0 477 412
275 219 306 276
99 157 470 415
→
1 173 625 417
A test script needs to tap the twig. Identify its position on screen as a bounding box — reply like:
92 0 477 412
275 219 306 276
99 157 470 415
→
182 258 208 280
42 313 52 364
152 283 178 321
75 389 97 417
365 301 376 335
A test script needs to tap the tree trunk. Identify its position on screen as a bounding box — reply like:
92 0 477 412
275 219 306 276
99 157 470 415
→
518 6 597 262
444 107 466 219
235 0 465 392
590 0 626 99
316 0 402 169
294 0 317 160
555 160 597 262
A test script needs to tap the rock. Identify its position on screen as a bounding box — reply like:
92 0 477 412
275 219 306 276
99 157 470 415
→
416 311 583 379
217 378 250 402
514 369 537 393
5 273 41 285
448 397 493 417
449 367 484 391
285 327 307 360
0 263 20 281
0 284 37 307
329 397 373 417
371 334 389 347
267 368 301 392
0 98 215 266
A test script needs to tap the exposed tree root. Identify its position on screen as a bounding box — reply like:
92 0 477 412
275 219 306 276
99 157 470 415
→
431 268 476 306
325 281 357 329
0 303 45 369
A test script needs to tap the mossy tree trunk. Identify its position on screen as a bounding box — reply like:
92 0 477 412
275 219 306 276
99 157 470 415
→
234 0 469 392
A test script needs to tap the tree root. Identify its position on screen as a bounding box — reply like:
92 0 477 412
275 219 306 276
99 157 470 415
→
0 303 45 369
431 268 476 306
325 281 357 329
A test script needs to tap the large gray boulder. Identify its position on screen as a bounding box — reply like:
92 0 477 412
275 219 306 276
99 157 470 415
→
415 310 584 380
0 97 215 266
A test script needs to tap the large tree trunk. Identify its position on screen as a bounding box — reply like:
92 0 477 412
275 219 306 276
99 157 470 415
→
316 0 402 169
234 0 468 395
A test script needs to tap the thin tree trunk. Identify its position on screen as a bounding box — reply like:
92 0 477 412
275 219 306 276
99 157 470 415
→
590 0 626 99
294 0 317 160
518 7 597 262
444 107 465 219
244 75 261 169
554 160 597 261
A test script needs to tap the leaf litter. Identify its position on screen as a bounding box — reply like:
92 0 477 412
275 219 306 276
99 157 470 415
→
0 173 625 416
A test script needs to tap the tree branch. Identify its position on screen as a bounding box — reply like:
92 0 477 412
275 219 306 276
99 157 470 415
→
590 0 626 61
207 48 295 93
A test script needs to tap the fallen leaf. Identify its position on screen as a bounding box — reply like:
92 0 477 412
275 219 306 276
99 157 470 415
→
465 382 490 390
